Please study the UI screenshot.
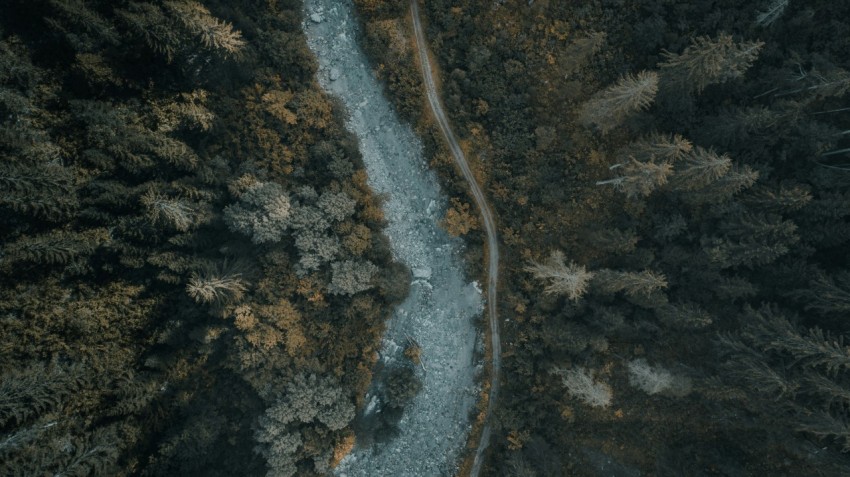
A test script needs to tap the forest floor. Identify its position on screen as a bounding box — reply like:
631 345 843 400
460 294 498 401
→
303 0 485 475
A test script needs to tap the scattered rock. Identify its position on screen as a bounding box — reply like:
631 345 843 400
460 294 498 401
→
304 0 482 474
426 199 436 215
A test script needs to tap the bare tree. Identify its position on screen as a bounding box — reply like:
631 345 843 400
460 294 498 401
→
525 250 594 301
552 367 612 408
186 265 247 305
596 158 673 198
755 0 789 26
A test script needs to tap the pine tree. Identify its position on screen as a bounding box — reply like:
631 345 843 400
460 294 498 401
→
1 228 109 268
593 269 668 297
799 272 850 316
115 3 181 62
0 162 78 221
163 1 246 57
45 0 121 49
617 133 693 163
746 305 850 375
0 363 88 427
743 183 812 213
655 302 713 329
579 71 659 133
703 212 799 268
686 165 759 204
669 146 732 191
660 33 764 93
596 158 673 198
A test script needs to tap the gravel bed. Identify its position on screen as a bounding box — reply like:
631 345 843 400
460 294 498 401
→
303 1 484 475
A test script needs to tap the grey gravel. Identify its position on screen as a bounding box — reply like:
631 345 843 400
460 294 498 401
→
302 1 483 476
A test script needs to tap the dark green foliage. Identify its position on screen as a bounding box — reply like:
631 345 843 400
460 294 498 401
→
0 363 88 428
0 1 399 475
355 0 850 474
1 229 108 268
384 366 422 409
798 272 850 316
0 162 79 220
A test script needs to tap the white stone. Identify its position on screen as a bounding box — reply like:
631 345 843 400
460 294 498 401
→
329 67 341 81
310 13 324 23
413 267 432 279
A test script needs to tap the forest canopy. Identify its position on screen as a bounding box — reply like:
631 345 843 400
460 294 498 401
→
353 0 850 475
0 1 406 476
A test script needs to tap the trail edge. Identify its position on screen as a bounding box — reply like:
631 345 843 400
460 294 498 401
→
409 2 501 476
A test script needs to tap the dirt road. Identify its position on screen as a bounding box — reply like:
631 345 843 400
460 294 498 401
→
410 2 501 476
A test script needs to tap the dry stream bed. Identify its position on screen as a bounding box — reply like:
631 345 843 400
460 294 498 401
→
303 1 484 475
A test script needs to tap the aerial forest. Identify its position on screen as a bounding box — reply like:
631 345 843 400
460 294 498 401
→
354 0 850 475
4 0 850 476
0 0 410 475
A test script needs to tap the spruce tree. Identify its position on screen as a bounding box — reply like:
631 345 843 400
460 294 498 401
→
660 33 764 93
596 158 673 198
579 71 659 133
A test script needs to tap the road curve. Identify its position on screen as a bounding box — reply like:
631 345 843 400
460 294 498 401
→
409 2 501 476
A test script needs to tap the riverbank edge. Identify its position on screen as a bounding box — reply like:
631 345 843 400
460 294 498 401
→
348 3 500 475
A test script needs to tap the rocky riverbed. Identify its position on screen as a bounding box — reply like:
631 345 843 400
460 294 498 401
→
303 1 484 476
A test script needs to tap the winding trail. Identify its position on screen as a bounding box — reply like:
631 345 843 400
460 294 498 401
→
410 2 501 476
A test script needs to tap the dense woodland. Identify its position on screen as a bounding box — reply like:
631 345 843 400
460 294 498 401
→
5 0 850 476
354 0 850 475
0 1 412 475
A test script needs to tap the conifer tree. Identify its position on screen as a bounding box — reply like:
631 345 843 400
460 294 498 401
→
617 133 693 163
798 272 850 316
163 1 246 57
115 3 181 62
743 183 812 213
703 212 799 268
596 158 673 198
579 71 659 133
686 165 759 204
660 33 764 93
669 146 732 191
593 269 668 298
